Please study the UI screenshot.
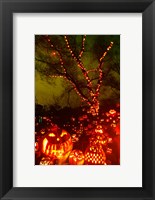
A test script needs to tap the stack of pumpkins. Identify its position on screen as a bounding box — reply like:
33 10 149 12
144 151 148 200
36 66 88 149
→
84 131 107 165
39 126 107 165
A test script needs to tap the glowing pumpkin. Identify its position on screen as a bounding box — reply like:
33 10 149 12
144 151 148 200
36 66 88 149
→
40 157 54 165
89 133 107 147
85 145 106 165
71 134 79 143
41 129 73 164
69 150 85 165
109 109 117 117
95 125 103 134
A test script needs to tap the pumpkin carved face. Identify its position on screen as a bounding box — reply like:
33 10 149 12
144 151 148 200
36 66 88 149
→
41 129 73 161
89 133 107 147
85 145 106 165
40 157 54 165
69 150 85 165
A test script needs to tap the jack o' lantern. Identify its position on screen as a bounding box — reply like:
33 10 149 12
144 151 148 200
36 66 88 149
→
69 149 85 165
109 109 117 117
41 129 73 164
89 133 107 147
85 145 106 165
40 157 54 165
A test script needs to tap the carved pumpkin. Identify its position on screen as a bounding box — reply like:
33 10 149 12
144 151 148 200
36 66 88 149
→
40 157 54 165
95 125 103 134
85 145 106 165
89 133 107 147
109 109 117 117
71 134 79 143
41 129 73 163
69 149 85 165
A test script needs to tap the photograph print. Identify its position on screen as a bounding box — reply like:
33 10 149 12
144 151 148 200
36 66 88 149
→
35 35 120 165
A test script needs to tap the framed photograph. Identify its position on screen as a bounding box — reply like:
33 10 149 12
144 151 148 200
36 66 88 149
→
0 0 154 199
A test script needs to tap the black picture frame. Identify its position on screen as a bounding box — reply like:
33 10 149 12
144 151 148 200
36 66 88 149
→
0 0 155 199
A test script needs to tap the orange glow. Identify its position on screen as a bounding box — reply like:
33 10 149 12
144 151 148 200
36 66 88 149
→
35 142 39 151
106 148 112 154
85 145 106 165
52 149 64 154
43 138 48 153
108 137 113 143
95 128 103 133
40 157 53 165
41 129 73 164
109 109 116 115
69 149 85 165
46 148 49 155
51 51 56 56
48 133 55 137
60 130 67 137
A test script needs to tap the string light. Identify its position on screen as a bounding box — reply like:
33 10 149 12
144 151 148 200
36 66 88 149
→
94 41 114 102
100 41 114 62
50 74 91 106
45 35 65 73
79 35 86 58
45 36 114 115
64 35 94 97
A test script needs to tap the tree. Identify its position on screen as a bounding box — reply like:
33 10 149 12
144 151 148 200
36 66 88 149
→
35 35 120 116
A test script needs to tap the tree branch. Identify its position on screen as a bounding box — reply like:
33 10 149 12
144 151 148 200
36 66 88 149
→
64 35 95 97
